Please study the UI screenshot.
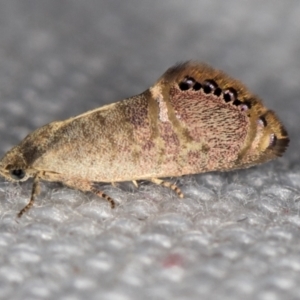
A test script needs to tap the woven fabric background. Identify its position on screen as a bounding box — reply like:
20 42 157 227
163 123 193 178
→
0 1 299 299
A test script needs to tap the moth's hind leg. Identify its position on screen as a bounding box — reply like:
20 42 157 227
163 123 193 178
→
150 178 184 198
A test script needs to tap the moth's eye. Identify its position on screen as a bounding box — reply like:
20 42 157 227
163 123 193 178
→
223 88 238 102
179 76 195 91
203 79 218 94
9 169 26 180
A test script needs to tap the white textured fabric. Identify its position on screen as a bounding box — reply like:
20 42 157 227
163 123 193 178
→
0 1 299 299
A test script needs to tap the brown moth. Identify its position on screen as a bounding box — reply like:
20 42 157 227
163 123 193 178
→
0 61 289 217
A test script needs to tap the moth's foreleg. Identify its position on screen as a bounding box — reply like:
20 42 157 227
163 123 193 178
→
18 176 40 218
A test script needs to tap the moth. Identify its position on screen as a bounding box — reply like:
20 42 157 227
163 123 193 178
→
0 62 289 217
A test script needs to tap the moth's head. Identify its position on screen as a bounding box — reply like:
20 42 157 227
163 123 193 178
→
0 146 34 182
0 121 61 183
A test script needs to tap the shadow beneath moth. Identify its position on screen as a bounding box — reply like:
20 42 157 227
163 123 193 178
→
0 61 289 217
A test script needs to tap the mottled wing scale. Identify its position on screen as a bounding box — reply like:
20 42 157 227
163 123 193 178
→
150 62 289 172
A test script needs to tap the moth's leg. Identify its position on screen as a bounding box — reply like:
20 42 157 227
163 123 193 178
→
90 185 115 209
18 175 40 218
39 171 116 209
132 180 138 188
150 178 184 198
